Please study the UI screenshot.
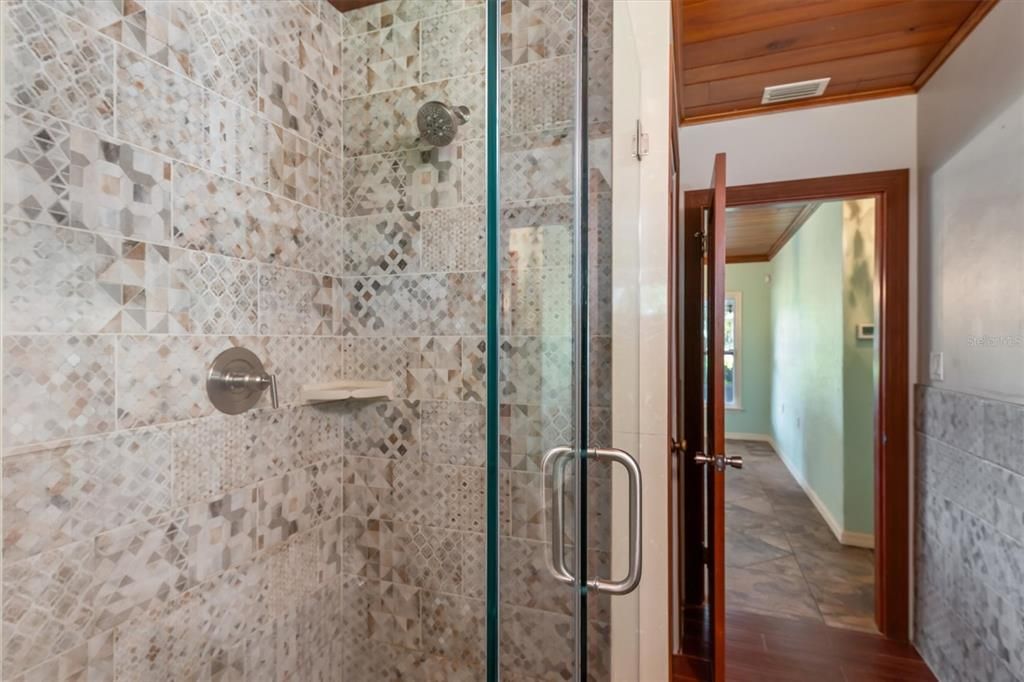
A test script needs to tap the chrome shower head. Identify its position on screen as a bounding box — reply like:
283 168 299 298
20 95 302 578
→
417 101 470 147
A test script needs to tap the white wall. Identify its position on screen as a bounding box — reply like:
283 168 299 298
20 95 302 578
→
612 2 672 680
917 0 1024 404
678 95 918 190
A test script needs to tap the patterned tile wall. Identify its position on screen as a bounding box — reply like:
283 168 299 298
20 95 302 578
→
1 0 350 678
3 0 615 678
335 0 614 679
914 385 1024 682
4 1 115 135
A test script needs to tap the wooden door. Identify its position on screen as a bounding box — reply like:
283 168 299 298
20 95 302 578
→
676 153 732 681
703 153 728 680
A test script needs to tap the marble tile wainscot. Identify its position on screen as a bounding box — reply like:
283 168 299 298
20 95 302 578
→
913 384 1024 682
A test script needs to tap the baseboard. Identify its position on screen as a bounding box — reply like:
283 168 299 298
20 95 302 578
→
777 452 846 543
768 437 875 550
839 530 876 549
725 432 772 442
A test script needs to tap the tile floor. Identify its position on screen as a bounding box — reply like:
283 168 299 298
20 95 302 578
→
724 439 877 632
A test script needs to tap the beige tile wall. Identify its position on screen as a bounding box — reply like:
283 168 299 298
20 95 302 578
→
2 0 347 678
2 0 615 679
332 0 614 678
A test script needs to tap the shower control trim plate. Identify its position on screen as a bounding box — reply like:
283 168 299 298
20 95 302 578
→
207 347 279 414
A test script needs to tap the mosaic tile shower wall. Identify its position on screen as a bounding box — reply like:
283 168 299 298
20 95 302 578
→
3 0 613 679
2 1 348 679
914 385 1024 682
336 0 614 679
336 2 488 678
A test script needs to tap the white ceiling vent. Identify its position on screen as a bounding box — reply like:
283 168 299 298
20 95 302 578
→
761 77 831 105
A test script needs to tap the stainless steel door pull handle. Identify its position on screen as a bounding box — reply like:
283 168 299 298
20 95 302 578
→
541 446 643 596
542 446 575 586
588 448 642 595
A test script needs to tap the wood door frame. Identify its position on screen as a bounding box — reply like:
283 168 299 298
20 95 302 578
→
674 169 911 652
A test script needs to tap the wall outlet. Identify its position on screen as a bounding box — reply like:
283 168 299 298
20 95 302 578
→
796 416 801 430
929 352 944 381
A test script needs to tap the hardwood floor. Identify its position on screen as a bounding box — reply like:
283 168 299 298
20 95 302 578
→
672 441 931 680
674 609 936 681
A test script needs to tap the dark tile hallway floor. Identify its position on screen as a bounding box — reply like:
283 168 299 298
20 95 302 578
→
724 439 877 632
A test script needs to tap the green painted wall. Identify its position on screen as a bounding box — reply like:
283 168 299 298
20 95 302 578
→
714 201 878 537
841 199 876 535
769 201 847 528
724 262 772 436
759 200 876 538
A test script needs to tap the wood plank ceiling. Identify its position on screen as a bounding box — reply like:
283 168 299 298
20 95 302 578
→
725 201 820 263
676 0 997 124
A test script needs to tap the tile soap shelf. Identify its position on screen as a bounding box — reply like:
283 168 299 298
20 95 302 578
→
299 380 394 404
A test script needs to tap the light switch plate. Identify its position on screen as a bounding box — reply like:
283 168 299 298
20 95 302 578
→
929 352 944 381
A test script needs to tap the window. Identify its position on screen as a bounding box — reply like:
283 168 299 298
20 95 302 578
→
724 292 740 408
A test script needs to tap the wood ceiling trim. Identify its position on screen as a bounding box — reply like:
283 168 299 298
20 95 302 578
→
766 202 821 260
725 254 770 264
913 0 999 88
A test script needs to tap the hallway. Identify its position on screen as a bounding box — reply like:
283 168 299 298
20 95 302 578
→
724 440 876 632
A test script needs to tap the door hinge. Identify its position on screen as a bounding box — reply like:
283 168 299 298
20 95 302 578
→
632 119 649 160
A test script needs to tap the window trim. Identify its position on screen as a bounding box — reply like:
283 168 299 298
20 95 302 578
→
725 290 741 410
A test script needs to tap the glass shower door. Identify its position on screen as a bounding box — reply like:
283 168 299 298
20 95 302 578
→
491 1 639 679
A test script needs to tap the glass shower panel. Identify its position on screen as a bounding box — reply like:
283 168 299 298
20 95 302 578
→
496 0 614 679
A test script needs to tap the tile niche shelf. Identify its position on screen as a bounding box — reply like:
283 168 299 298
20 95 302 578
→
299 380 394 404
